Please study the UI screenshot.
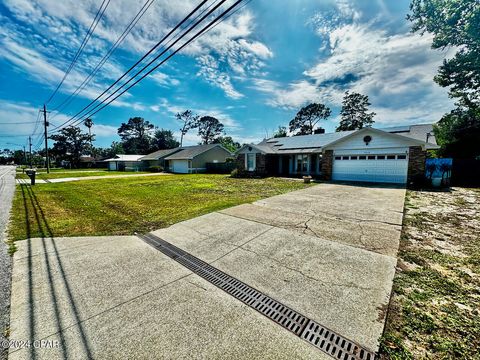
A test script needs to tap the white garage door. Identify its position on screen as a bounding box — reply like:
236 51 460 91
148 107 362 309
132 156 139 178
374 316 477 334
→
332 154 408 184
171 160 190 173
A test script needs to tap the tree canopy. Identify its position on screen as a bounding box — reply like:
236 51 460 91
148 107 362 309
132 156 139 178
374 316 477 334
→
117 117 154 154
289 103 331 135
153 128 180 150
408 0 480 158
176 110 199 146
214 136 240 153
197 116 224 144
336 91 376 131
50 125 93 168
273 126 287 138
434 106 480 158
408 0 480 107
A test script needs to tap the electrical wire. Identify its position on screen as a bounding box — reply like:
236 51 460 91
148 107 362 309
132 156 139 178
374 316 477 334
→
45 0 112 104
50 0 158 116
51 0 210 131
52 0 241 132
70 0 245 127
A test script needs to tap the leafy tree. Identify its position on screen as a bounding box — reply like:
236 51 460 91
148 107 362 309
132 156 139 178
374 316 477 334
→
13 150 26 165
117 117 154 154
408 0 480 159
152 128 180 150
433 106 480 158
289 103 331 135
214 136 240 153
108 142 125 157
273 126 288 138
408 0 480 107
197 116 224 144
336 91 376 131
176 110 199 146
50 125 93 168
0 149 14 165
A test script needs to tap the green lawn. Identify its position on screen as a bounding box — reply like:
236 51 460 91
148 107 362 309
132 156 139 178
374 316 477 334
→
8 174 311 241
16 169 148 180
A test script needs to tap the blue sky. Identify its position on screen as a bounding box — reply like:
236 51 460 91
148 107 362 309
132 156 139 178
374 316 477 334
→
0 0 454 151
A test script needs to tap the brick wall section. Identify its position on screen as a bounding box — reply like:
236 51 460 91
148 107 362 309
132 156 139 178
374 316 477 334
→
407 146 426 185
321 150 333 180
236 154 245 171
256 154 267 175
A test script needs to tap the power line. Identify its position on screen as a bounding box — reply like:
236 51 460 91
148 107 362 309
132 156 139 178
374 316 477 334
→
50 0 158 116
0 134 34 138
51 0 210 131
45 0 112 104
54 0 243 132
0 121 38 125
70 0 245 127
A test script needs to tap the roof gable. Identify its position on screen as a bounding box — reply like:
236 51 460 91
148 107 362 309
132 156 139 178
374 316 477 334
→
164 144 232 160
323 127 431 150
140 148 181 161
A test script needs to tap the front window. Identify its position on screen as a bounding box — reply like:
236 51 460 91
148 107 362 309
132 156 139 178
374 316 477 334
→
296 154 309 173
246 153 255 171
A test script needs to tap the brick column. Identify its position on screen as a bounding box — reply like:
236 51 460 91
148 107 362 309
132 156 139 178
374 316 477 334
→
321 150 333 180
407 146 426 185
236 154 245 171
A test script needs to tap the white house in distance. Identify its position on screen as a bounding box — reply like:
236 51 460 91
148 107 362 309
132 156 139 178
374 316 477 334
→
104 154 144 171
236 124 438 185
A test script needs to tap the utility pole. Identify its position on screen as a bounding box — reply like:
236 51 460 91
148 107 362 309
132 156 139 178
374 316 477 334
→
28 136 32 169
23 145 26 166
42 104 50 173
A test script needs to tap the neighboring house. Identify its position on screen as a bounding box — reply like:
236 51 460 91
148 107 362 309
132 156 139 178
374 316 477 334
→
104 154 144 171
79 155 98 168
162 144 233 173
236 124 438 185
139 148 182 170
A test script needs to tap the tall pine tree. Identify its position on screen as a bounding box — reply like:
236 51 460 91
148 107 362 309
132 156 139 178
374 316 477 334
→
336 91 376 131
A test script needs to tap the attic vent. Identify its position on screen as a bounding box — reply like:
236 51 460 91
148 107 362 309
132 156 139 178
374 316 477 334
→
363 135 372 145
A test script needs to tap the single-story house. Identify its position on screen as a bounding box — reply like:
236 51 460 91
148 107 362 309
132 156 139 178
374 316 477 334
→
139 148 182 170
161 144 233 173
236 124 438 185
104 154 144 171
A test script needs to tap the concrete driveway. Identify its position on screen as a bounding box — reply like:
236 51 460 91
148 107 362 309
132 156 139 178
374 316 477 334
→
8 182 405 359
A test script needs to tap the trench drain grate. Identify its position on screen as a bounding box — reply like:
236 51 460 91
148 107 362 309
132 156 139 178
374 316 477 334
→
138 233 376 360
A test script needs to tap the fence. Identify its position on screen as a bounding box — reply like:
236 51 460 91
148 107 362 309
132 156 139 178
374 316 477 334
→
206 162 236 174
451 159 480 186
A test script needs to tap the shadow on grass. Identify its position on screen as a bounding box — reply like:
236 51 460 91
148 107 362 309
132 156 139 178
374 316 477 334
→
16 185 93 360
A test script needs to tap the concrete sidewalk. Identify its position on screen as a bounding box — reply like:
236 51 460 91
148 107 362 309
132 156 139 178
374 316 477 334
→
8 183 405 359
15 172 172 184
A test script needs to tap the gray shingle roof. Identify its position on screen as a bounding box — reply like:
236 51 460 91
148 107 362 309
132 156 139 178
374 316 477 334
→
139 148 181 161
164 144 229 160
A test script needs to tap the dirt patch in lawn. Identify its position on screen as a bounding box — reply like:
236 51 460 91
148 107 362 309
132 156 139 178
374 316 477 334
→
379 187 480 359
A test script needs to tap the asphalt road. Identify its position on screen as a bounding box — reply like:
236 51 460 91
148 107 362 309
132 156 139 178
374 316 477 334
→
0 166 16 360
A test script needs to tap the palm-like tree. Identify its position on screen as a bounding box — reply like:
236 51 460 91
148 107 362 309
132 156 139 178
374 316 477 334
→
84 118 93 154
